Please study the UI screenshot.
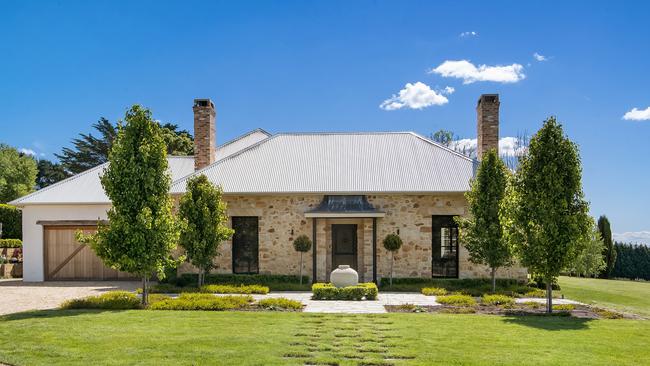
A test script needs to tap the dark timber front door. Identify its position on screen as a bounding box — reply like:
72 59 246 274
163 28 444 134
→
332 224 357 270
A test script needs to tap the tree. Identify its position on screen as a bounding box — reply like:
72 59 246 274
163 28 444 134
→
292 235 312 285
569 223 606 277
0 144 38 203
178 174 234 287
456 149 513 292
79 106 179 305
36 159 69 189
56 118 193 175
597 215 617 278
431 129 455 147
506 117 591 313
383 233 403 286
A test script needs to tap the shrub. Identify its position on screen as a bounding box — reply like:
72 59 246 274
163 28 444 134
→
200 284 269 294
593 307 623 319
0 239 22 248
421 287 447 296
173 273 309 288
0 204 21 239
379 277 528 296
436 294 477 307
148 294 253 311
60 291 141 310
553 304 575 311
521 301 543 309
257 297 303 310
312 283 378 300
523 288 547 298
147 294 171 304
481 294 515 306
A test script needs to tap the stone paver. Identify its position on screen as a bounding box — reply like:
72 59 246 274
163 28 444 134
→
0 279 140 315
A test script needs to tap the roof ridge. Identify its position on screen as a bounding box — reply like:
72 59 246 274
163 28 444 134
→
407 132 475 162
274 131 416 136
217 128 271 149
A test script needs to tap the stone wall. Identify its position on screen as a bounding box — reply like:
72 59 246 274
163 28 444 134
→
177 193 527 281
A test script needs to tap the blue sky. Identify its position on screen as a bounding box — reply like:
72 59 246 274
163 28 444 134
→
1 1 648 242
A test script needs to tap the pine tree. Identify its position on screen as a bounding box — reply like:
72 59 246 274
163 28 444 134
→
597 215 616 278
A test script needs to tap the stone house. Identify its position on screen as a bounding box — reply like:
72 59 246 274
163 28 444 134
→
11 94 526 282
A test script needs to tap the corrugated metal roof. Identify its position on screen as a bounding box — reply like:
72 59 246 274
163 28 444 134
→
171 132 475 194
11 129 273 206
10 156 195 205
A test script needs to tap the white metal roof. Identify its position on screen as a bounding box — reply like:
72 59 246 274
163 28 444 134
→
171 132 475 195
10 129 273 206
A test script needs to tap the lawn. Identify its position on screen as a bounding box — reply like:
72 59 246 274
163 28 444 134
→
1 310 649 365
558 276 650 317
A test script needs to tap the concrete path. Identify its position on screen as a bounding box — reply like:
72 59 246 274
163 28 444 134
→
249 292 440 314
0 279 140 315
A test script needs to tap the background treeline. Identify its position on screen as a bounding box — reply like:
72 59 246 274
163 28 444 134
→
610 242 650 280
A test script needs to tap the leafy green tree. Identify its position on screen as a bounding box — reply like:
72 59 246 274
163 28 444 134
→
178 174 234 287
383 233 403 286
36 159 69 189
79 106 179 305
506 117 591 313
0 144 38 203
597 215 616 278
431 129 455 146
457 149 513 292
57 118 193 174
569 223 606 277
292 235 312 285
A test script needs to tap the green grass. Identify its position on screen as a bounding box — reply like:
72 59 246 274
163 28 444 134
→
1 310 649 365
558 276 650 317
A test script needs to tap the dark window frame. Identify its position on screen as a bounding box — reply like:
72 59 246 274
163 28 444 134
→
431 215 459 278
231 216 260 274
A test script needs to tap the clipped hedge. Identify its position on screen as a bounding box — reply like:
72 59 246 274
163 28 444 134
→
312 283 378 301
481 294 515 306
380 277 533 296
60 291 141 310
172 273 310 288
257 297 303 310
200 284 269 294
148 293 253 311
421 287 447 296
0 204 21 239
436 294 477 307
0 239 22 248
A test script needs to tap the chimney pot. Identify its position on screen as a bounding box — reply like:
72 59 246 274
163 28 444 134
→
476 94 500 160
193 98 217 170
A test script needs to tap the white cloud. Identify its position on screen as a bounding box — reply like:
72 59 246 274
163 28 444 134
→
613 231 650 246
448 137 527 157
380 82 449 111
442 86 455 95
622 106 650 121
460 31 478 37
533 52 547 62
429 60 526 84
19 148 36 156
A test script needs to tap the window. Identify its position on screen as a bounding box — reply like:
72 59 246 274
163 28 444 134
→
232 217 259 274
432 215 459 278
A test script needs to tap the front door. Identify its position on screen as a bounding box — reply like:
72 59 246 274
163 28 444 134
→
332 224 357 270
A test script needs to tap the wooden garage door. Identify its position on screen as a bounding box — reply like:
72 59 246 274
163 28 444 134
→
44 226 133 280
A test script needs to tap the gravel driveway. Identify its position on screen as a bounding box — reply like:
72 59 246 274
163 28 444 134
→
0 279 140 315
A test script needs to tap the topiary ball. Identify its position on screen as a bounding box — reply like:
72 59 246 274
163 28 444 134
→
383 233 403 252
293 235 312 252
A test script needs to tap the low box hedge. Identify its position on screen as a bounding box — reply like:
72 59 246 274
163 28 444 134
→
0 239 22 248
148 294 253 311
481 294 515 306
60 291 141 310
436 294 477 307
170 273 310 290
312 283 378 301
421 287 448 296
257 297 303 310
200 284 269 294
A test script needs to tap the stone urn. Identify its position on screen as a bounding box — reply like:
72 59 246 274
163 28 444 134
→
330 265 358 288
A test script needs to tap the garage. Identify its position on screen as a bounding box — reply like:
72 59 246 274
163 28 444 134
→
43 223 133 281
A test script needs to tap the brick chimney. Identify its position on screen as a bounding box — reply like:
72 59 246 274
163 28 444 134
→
193 99 216 170
476 94 499 160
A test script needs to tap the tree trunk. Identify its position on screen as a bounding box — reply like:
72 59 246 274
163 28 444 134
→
546 280 553 314
141 276 148 305
198 270 204 288
299 252 303 285
390 251 394 287
491 267 496 293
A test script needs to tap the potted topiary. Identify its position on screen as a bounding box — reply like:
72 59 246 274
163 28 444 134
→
293 235 312 285
383 233 403 287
